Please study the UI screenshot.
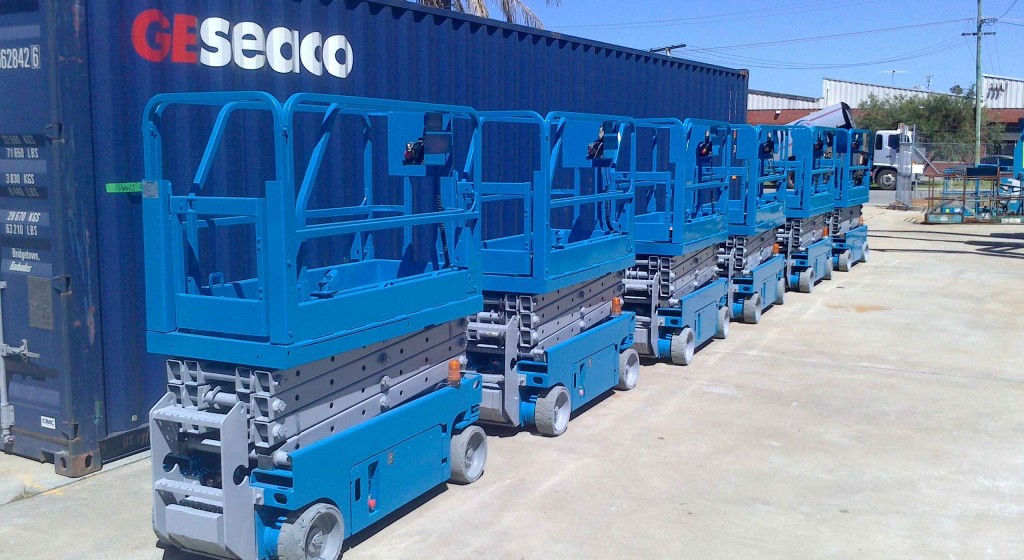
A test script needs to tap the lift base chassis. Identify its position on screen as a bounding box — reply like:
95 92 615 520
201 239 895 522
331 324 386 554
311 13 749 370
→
467 274 635 430
780 214 833 292
623 247 727 360
150 320 480 560
728 250 786 321
829 207 868 271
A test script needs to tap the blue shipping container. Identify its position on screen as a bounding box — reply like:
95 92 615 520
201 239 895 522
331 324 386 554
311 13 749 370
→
0 0 747 476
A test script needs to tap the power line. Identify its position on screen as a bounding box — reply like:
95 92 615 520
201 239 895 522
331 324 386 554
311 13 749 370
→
552 0 886 30
984 33 1000 74
991 31 1004 73
997 0 1019 18
684 38 969 70
688 18 972 53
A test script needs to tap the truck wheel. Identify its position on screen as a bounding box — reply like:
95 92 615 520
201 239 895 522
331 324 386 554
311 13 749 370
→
875 169 897 190
616 348 640 390
450 426 487 484
535 385 571 437
278 503 344 560
670 327 695 366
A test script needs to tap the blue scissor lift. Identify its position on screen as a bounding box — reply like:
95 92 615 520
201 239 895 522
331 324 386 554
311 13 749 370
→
144 92 487 560
830 128 872 271
764 125 837 293
466 111 638 437
721 125 788 324
624 118 731 365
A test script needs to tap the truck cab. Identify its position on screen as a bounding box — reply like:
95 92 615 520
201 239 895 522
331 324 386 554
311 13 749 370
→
872 129 912 189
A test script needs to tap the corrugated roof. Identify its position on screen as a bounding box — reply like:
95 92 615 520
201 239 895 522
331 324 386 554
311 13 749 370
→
747 90 822 110
750 75 1024 112
822 78 951 108
982 74 1024 109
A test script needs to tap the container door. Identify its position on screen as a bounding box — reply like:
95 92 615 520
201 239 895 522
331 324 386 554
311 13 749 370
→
0 2 110 476
0 3 66 460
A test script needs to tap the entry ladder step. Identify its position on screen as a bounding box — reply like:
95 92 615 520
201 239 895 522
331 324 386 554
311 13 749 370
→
154 478 225 501
151 406 227 429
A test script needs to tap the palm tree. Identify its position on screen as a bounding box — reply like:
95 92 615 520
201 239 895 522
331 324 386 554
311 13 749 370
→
417 0 561 29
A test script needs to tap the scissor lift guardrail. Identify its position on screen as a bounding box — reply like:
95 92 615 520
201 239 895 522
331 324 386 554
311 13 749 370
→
624 118 731 364
143 92 488 560
466 111 639 437
829 128 872 271
720 124 788 324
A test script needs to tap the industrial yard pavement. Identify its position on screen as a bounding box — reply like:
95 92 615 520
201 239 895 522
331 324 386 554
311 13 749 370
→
1 206 1022 560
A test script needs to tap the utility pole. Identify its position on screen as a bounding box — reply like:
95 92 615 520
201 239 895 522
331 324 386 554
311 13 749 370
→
648 43 687 56
963 1 995 164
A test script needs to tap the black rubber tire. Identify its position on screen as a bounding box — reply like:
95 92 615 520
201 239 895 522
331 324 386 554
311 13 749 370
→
616 348 640 390
535 385 571 437
742 293 761 324
670 327 695 365
798 269 814 293
775 276 786 305
714 306 731 339
278 503 344 560
450 426 487 484
875 168 897 190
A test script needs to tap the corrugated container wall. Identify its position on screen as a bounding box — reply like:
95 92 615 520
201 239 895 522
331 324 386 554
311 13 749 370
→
0 0 747 476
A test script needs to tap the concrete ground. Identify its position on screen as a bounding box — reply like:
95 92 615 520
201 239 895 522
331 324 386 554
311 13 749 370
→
1 206 1023 560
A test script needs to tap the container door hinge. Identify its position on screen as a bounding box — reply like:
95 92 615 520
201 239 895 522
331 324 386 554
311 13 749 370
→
53 275 72 294
44 122 64 143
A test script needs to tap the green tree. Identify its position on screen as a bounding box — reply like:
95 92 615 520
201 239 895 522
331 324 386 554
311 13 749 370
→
417 0 561 28
856 85 1004 160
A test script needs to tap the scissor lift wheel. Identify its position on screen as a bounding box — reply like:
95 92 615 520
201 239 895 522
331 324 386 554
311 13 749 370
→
670 327 696 366
860 243 870 263
450 426 488 484
535 385 572 437
742 293 762 324
798 269 814 293
616 348 640 390
714 306 731 339
775 276 786 305
824 257 834 280
837 250 853 272
278 503 345 560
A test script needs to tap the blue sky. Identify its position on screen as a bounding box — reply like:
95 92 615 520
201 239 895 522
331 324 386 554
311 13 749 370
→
525 0 1023 98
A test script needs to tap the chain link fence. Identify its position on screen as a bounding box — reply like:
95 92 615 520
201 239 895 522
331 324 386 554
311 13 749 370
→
916 141 1014 169
891 135 1015 207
